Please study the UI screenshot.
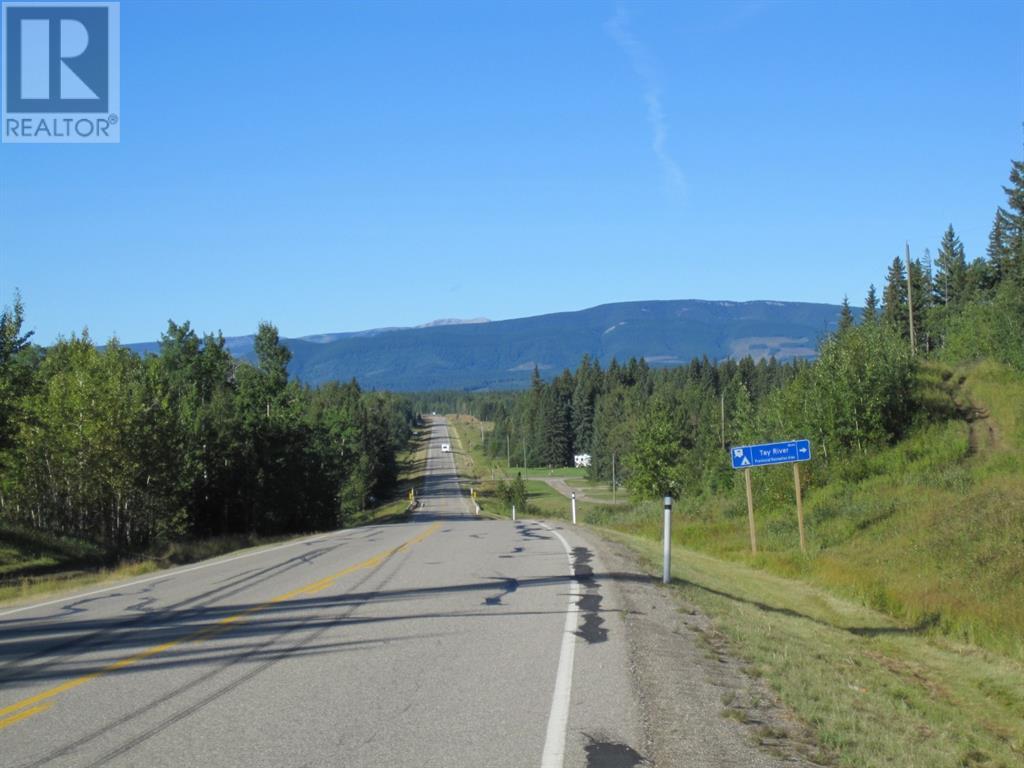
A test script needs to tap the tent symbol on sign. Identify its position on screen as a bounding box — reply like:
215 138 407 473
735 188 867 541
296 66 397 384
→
733 448 750 466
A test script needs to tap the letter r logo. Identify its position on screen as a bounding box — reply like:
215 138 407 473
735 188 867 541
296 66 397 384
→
20 18 99 100
4 4 110 113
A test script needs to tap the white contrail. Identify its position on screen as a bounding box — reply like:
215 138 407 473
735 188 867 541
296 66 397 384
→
607 4 685 192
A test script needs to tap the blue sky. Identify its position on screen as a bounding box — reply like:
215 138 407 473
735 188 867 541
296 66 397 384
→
2 0 1022 345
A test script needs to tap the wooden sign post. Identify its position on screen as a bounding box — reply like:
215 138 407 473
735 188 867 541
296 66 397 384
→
744 467 757 555
793 463 806 554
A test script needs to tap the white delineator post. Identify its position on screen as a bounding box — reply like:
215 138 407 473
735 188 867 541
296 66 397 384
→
512 504 516 521
571 492 577 525
662 495 672 585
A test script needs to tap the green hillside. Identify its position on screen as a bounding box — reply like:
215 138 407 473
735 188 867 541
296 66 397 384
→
619 361 1021 656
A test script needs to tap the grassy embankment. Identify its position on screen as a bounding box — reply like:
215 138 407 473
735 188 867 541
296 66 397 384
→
448 361 1024 768
0 425 432 606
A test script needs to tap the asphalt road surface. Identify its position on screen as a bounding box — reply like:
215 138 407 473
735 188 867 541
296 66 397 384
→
0 417 647 768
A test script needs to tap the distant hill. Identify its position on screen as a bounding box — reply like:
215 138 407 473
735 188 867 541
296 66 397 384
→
125 300 850 391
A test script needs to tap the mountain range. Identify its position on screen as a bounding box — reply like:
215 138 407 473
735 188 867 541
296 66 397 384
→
126 300 849 391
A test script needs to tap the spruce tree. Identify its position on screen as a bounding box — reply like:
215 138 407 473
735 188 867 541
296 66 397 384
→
571 354 599 454
729 375 756 445
838 295 854 333
909 258 932 352
1004 159 1024 226
522 364 545 466
987 208 1010 282
538 386 570 467
863 284 879 323
881 256 908 334
933 224 967 306
999 159 1024 282
0 292 36 462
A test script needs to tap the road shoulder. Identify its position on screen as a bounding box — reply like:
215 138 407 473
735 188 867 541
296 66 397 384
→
571 525 825 768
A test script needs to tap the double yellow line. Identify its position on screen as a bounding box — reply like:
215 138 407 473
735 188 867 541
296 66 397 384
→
0 522 440 731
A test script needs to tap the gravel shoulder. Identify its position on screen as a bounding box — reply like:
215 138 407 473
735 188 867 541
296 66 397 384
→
570 524 825 768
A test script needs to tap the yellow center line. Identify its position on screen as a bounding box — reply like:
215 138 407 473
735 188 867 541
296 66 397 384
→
0 522 441 728
0 703 54 731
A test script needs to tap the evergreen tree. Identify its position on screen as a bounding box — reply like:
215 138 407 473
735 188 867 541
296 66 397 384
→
729 376 756 445
933 224 967 307
986 208 1010 282
881 256 908 335
997 160 1024 282
863 284 879 323
837 295 854 333
0 292 36 463
570 355 600 454
965 257 996 297
523 365 545 466
535 371 573 466
909 258 933 352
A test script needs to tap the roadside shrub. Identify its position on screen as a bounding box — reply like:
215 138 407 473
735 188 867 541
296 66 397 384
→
760 322 916 463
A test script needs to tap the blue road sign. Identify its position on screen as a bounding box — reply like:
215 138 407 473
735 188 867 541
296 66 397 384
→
731 439 811 469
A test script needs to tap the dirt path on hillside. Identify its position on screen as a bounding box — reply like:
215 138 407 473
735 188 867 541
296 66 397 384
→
949 373 1001 454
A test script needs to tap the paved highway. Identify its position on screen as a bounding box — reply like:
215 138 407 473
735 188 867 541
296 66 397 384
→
0 417 645 767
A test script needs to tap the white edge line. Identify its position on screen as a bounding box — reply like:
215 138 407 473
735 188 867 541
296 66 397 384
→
538 521 581 768
0 529 349 619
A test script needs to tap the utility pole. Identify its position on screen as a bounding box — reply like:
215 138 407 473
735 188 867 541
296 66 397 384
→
905 241 916 356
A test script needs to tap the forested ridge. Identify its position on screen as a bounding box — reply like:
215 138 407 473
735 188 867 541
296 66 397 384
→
123 299 848 392
0 315 414 559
